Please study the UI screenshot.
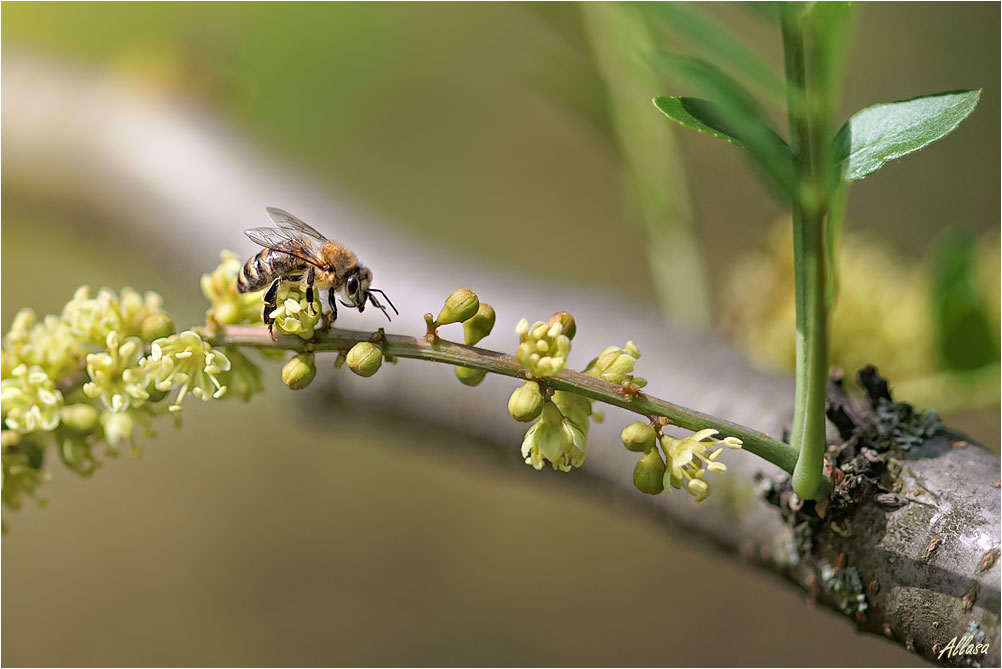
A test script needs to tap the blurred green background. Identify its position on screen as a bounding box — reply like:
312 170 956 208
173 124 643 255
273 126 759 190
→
2 3 998 666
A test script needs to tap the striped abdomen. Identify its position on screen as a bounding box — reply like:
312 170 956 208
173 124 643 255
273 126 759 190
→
237 249 305 293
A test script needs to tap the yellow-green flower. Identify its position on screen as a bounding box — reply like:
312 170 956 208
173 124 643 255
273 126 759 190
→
584 341 646 387
520 400 587 472
516 318 571 377
1 365 64 434
2 309 82 382
661 428 742 502
271 280 322 340
82 332 150 411
62 286 168 345
201 250 264 325
140 331 231 411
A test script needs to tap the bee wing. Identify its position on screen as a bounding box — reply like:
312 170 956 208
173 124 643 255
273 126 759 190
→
244 227 326 267
265 207 330 243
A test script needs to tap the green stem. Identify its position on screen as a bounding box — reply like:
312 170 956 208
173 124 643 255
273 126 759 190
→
782 5 830 500
210 325 799 475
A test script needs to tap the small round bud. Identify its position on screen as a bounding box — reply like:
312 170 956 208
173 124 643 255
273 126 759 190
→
621 421 656 452
546 312 576 340
141 312 176 342
213 302 240 325
345 342 383 377
454 366 487 386
463 303 496 346
436 288 480 325
282 352 317 389
507 382 545 422
633 448 666 495
61 404 100 433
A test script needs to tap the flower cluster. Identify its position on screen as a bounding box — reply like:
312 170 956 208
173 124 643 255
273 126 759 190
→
62 286 173 346
2 283 259 525
82 332 149 411
2 310 82 382
141 331 232 410
510 312 595 471
516 318 571 378
624 422 742 502
1 365 64 434
269 280 323 340
201 250 266 326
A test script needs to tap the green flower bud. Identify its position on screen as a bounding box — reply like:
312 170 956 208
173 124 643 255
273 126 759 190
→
60 404 100 434
507 381 545 422
345 342 383 377
213 302 240 325
436 289 479 325
454 366 487 386
463 303 496 346
140 312 176 342
282 352 317 390
621 421 656 453
633 448 666 495
546 311 576 340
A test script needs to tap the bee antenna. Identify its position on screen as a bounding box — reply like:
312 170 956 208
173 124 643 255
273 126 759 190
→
369 289 399 316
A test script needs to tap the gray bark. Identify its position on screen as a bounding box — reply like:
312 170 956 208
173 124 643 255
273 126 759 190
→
4 53 999 666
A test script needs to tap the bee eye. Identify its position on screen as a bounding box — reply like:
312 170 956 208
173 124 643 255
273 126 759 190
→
346 276 359 295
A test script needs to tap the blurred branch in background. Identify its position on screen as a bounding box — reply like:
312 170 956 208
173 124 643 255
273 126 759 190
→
3 52 999 666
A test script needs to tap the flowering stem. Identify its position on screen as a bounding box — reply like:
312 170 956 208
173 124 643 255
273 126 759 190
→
210 325 799 475
782 5 830 500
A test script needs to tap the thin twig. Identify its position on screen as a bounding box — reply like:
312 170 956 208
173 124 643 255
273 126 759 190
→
207 324 799 474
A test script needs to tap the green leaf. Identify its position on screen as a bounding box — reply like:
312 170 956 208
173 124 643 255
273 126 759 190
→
835 90 981 181
931 232 1000 372
631 2 786 106
649 52 795 195
652 96 746 147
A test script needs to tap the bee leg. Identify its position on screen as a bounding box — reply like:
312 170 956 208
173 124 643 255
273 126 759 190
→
305 266 316 315
263 278 281 341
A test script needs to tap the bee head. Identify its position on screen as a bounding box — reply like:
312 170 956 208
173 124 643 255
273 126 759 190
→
341 266 398 321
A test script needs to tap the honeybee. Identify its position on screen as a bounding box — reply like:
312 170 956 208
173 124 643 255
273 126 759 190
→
238 207 397 337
